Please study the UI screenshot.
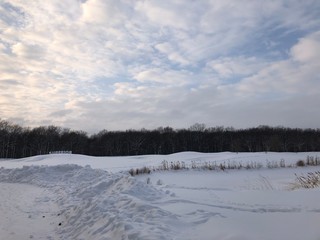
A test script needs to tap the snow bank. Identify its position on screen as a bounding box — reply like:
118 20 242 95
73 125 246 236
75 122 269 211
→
0 165 181 240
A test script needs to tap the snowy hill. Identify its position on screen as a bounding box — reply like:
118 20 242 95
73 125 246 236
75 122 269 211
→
0 152 320 239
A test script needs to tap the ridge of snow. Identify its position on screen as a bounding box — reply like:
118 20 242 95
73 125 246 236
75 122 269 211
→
0 165 181 239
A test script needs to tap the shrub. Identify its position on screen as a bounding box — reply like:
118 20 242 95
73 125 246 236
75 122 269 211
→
191 161 197 169
280 159 286 168
129 166 151 176
170 161 181 170
296 156 320 167
306 156 320 166
267 160 279 169
161 160 169 171
219 163 226 171
296 160 305 167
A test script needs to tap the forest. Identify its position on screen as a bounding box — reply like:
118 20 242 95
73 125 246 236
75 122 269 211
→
1 119 320 159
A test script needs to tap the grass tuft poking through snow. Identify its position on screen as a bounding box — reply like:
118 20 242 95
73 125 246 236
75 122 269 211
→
129 156 320 176
291 171 320 189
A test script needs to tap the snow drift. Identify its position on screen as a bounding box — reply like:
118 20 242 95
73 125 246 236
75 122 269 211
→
0 164 180 240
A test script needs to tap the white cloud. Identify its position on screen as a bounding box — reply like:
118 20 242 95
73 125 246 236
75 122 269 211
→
135 1 195 30
155 42 190 65
132 68 192 86
206 56 267 79
1 0 320 132
291 31 320 63
227 32 320 101
81 0 130 26
113 82 146 98
11 42 45 59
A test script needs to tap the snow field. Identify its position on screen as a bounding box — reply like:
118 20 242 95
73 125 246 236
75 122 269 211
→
141 169 320 240
0 152 320 239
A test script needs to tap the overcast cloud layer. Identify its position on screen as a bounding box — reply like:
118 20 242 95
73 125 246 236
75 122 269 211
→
1 0 320 133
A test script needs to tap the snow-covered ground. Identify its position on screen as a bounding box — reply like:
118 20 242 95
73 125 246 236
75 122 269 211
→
0 152 320 240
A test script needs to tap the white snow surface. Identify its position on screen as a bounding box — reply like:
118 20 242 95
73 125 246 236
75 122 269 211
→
0 152 320 240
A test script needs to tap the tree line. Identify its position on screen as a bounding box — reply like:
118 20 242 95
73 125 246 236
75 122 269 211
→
1 120 320 158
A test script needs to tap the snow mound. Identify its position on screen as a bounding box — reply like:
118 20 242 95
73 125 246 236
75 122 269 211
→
0 165 180 240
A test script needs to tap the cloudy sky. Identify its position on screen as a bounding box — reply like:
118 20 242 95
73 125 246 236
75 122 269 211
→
1 0 320 133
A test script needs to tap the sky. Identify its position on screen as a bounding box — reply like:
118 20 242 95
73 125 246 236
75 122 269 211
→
0 0 320 133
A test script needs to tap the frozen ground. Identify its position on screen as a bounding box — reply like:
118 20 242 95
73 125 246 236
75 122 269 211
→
0 152 320 240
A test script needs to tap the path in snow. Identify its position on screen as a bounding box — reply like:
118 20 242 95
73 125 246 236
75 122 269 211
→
0 183 61 240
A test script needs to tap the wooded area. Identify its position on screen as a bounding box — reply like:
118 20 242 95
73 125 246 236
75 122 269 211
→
1 120 320 158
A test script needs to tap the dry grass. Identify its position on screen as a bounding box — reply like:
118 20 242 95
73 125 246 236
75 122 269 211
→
296 156 320 167
290 171 320 189
129 156 320 177
294 171 320 189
